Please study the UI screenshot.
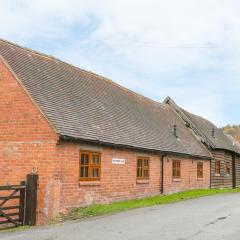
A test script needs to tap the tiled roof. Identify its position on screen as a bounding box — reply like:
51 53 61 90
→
225 134 240 155
0 39 211 158
165 97 240 155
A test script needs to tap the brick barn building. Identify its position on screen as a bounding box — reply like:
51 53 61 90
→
0 39 236 224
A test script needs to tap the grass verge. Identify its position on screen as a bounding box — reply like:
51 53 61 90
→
62 188 240 220
0 226 31 233
1 188 240 232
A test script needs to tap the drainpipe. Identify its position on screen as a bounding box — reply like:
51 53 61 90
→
161 154 167 194
232 153 236 189
210 159 212 189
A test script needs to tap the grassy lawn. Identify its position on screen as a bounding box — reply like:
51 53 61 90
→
62 188 240 220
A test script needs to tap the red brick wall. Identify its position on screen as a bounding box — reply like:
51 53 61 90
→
0 58 59 224
56 142 162 209
56 142 210 213
163 155 210 194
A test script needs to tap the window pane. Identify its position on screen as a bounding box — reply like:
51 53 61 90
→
215 161 220 174
92 168 99 177
80 167 84 177
138 168 142 177
173 160 180 178
173 163 175 177
197 163 203 178
144 159 148 166
225 162 230 174
92 155 95 164
138 159 142 167
85 154 89 165
81 154 85 165
85 167 88 177
92 154 99 164
95 155 99 164
95 168 99 177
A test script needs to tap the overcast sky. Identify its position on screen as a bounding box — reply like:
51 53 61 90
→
1 0 240 126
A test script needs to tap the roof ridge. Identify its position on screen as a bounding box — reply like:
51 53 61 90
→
181 108 216 126
165 98 216 148
180 107 238 152
164 97 216 127
0 38 162 107
167 106 212 156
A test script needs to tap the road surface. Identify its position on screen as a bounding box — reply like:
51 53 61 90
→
1 193 240 240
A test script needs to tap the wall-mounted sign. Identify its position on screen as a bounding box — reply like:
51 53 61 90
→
112 158 126 164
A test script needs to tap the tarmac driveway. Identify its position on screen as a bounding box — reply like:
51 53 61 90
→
1 193 240 240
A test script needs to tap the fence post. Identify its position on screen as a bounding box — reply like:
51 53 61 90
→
19 181 26 225
24 173 38 226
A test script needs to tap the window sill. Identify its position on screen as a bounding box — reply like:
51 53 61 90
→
79 181 101 186
197 178 203 181
214 174 221 177
172 178 181 182
136 179 149 184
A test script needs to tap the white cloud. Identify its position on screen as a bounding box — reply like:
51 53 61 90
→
0 0 240 126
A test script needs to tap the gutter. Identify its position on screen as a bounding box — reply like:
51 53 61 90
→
59 135 212 160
